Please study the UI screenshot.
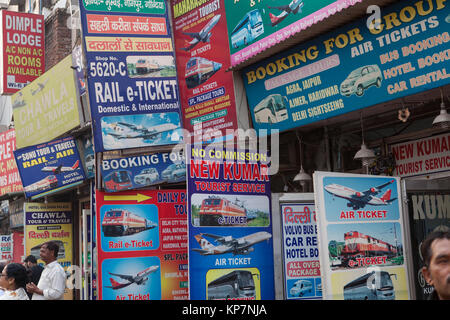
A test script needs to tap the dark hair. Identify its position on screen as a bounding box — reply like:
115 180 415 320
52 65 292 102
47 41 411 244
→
43 241 59 258
24 255 38 264
5 263 29 289
421 230 450 267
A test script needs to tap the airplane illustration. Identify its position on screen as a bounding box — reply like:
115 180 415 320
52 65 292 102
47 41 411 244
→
268 0 304 26
193 231 272 256
105 266 159 290
31 78 49 96
108 122 178 140
42 160 80 174
324 179 397 210
182 14 221 51
24 175 58 193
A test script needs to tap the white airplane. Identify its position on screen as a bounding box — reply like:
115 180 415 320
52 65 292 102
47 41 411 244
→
268 0 304 26
324 179 397 210
105 266 159 290
108 122 178 140
42 160 80 174
193 231 272 256
182 14 221 51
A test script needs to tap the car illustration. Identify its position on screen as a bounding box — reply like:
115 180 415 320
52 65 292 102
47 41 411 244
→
161 163 186 183
134 168 160 185
290 279 313 297
340 64 382 97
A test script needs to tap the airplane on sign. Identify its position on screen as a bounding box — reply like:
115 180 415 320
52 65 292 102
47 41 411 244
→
268 0 304 26
182 14 221 51
42 160 80 174
324 179 397 210
193 231 272 256
105 266 159 290
108 122 178 140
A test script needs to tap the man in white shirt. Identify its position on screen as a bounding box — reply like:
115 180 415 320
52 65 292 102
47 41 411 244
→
26 241 66 300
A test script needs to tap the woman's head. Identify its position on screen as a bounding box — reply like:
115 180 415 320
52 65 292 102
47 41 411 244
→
0 263 29 290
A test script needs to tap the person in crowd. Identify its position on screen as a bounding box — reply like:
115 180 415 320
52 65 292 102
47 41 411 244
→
0 263 6 297
23 255 44 299
0 263 30 300
421 230 450 300
26 241 66 300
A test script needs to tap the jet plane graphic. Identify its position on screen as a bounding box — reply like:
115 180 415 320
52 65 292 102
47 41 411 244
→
108 122 178 140
42 160 80 174
268 0 304 26
182 14 221 51
193 231 272 256
324 179 397 210
105 266 159 290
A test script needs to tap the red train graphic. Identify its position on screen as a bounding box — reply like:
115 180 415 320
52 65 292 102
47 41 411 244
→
102 209 157 237
185 57 222 89
199 197 247 226
341 231 397 266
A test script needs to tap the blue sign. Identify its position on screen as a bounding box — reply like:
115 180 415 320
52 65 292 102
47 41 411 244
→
242 0 450 133
14 136 86 199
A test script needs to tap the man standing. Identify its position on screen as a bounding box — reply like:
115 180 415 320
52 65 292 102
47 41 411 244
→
421 231 450 300
23 255 44 299
26 241 66 300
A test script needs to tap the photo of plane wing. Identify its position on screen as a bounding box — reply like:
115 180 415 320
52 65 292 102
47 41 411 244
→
108 122 178 140
182 14 221 51
41 160 80 174
192 231 272 256
324 179 397 210
105 265 159 290
268 0 304 26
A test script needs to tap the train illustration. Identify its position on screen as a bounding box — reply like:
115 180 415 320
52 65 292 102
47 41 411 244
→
199 196 247 226
101 209 157 237
185 57 222 89
340 231 397 266
135 59 163 75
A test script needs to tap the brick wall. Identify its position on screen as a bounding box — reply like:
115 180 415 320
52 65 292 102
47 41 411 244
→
45 8 72 71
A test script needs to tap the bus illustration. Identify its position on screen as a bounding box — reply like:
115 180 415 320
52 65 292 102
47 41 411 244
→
343 271 396 300
199 196 247 226
253 94 288 124
230 9 264 49
207 270 258 300
290 279 313 297
101 209 157 237
103 170 133 192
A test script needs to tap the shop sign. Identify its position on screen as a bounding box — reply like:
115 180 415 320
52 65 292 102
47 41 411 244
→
281 203 322 300
11 231 24 263
314 171 411 300
9 198 24 229
0 129 23 196
95 189 188 300
187 145 275 299
391 132 450 177
11 55 81 149
14 136 86 200
80 0 183 152
100 150 185 193
172 0 238 142
242 0 450 134
0 234 12 261
1 11 45 94
224 0 361 67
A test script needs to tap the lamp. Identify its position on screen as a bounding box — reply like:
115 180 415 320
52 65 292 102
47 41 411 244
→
432 88 450 129
354 113 375 173
293 132 311 191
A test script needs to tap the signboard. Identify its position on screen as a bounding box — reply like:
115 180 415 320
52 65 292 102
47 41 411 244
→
224 0 361 67
11 231 24 263
0 129 23 196
242 0 450 134
96 189 188 300
0 234 12 261
172 0 238 142
24 202 73 299
391 132 450 177
14 136 86 200
80 0 183 152
281 203 321 299
100 150 185 193
187 145 275 299
9 198 24 229
1 11 45 94
314 171 411 300
11 54 81 149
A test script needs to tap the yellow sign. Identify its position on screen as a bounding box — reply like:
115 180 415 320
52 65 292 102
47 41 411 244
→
12 55 81 149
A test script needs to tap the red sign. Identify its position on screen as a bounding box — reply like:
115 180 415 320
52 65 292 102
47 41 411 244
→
0 129 22 196
2 11 45 94
172 0 238 142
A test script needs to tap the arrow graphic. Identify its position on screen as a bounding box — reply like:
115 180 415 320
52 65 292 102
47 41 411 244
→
104 193 152 203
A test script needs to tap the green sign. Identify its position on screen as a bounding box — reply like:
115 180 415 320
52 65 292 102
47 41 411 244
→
82 0 166 14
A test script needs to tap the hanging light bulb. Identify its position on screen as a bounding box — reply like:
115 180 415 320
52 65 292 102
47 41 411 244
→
354 113 376 173
432 88 450 129
293 132 311 190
